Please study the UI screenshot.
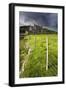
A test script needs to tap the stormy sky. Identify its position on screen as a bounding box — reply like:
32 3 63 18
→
19 12 58 30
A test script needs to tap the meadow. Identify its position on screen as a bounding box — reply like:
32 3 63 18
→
19 33 58 78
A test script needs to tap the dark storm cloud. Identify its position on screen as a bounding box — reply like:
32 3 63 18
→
19 12 58 30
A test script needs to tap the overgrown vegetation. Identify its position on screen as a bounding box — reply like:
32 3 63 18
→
19 33 58 78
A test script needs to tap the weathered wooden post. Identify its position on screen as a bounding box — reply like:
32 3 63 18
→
46 35 48 71
45 29 48 71
34 24 36 48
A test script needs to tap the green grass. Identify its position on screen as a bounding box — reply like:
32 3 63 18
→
19 34 58 78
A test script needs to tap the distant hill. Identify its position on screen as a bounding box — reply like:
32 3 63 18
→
20 24 57 34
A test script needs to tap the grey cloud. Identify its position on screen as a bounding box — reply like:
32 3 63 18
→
19 12 58 30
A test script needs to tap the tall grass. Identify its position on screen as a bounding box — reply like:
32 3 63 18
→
19 34 58 78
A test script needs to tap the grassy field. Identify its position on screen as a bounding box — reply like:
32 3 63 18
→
19 34 58 78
